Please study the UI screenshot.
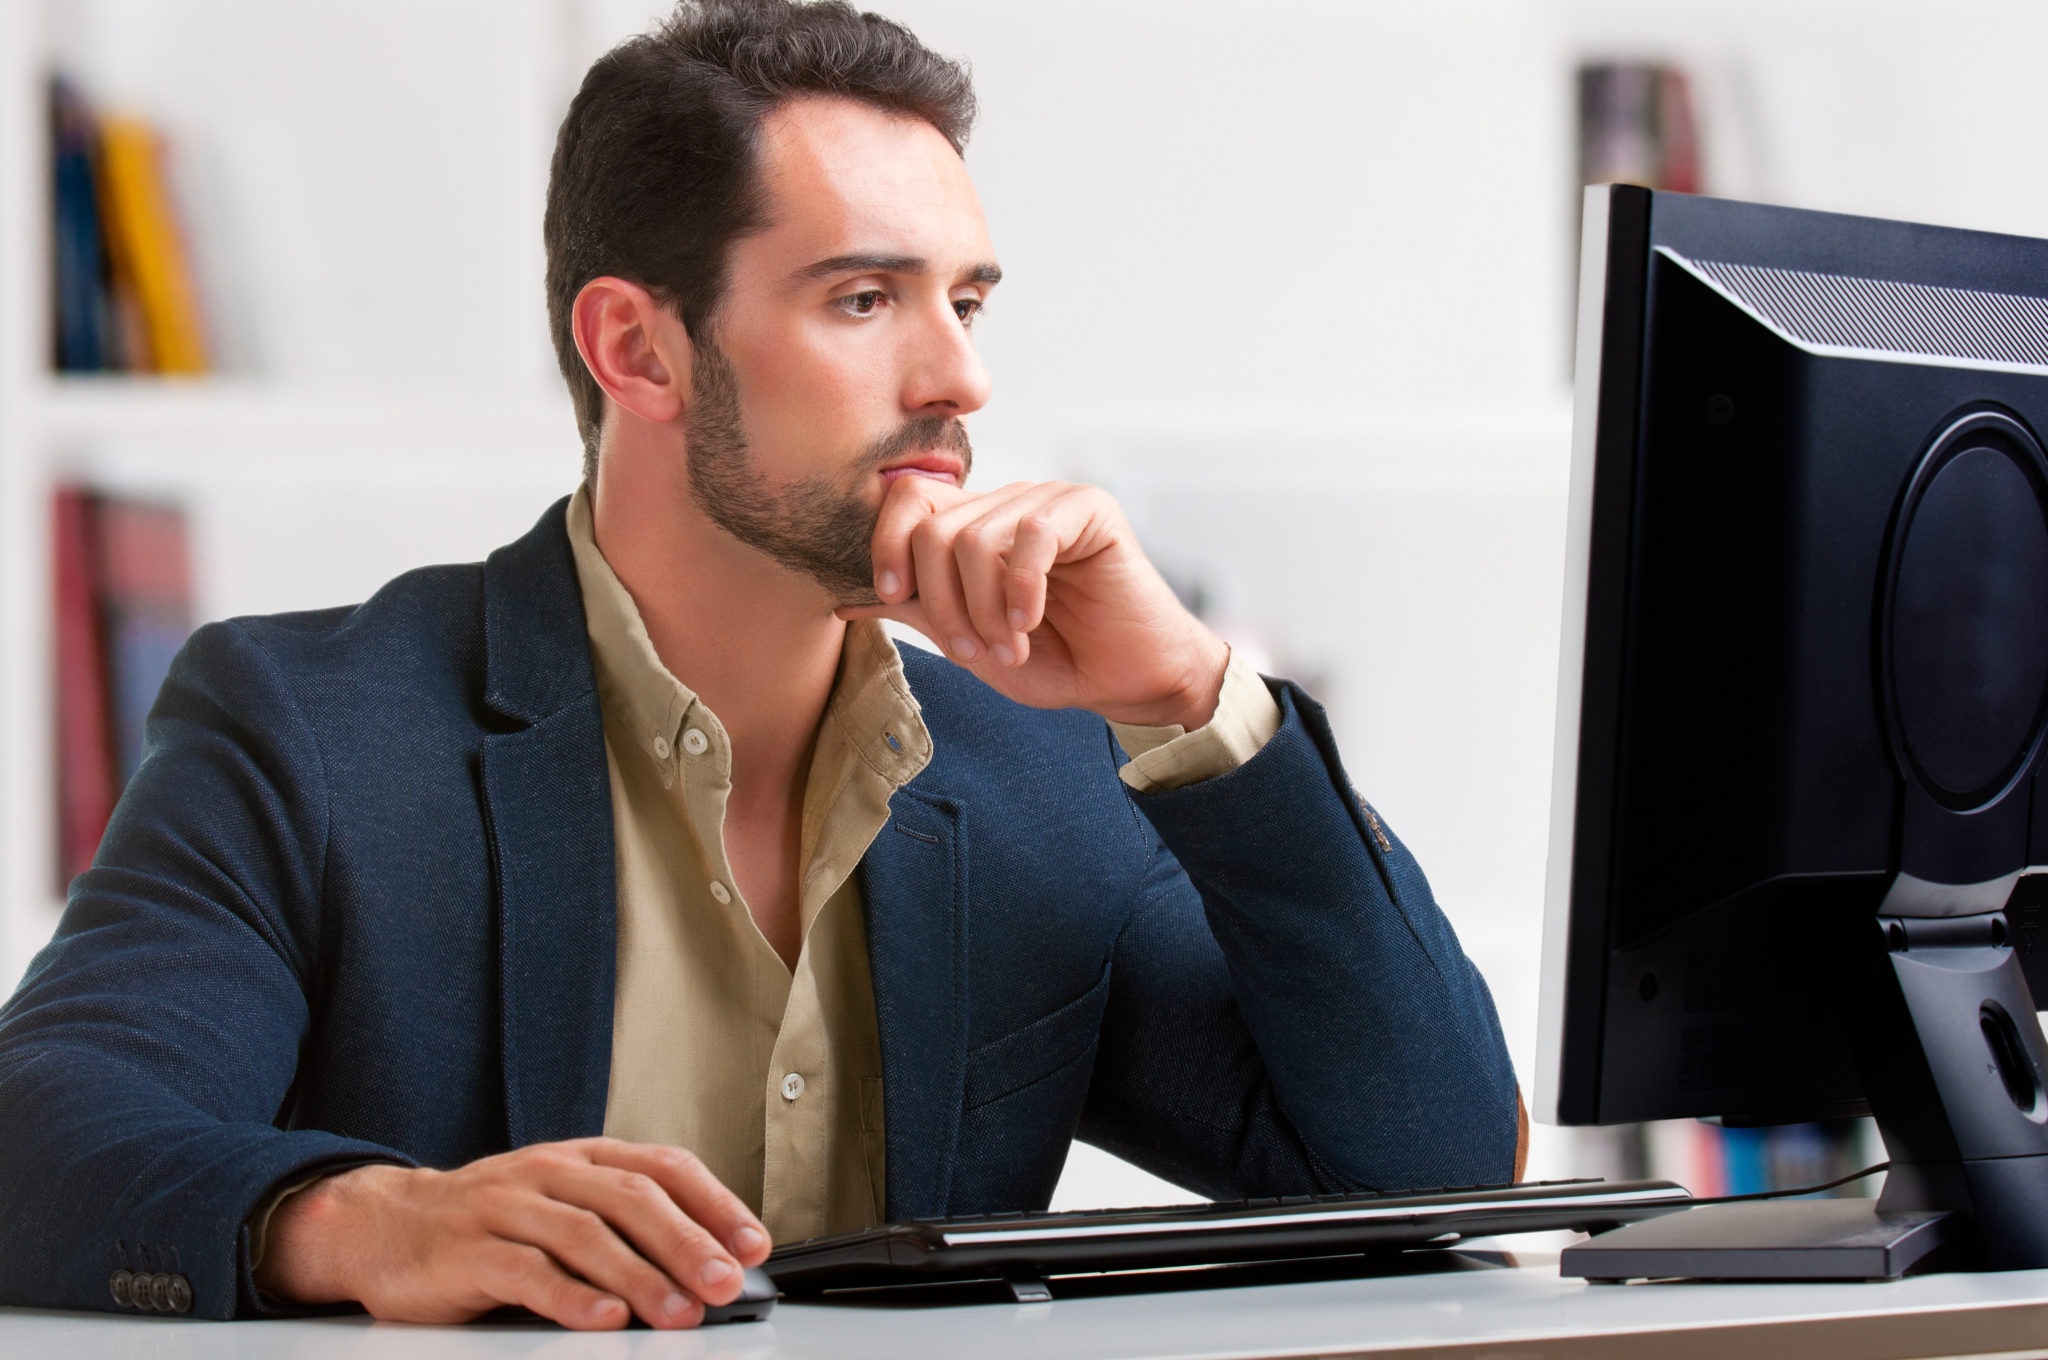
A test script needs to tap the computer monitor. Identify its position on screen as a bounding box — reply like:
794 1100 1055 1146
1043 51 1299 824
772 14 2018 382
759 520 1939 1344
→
1537 185 2048 1278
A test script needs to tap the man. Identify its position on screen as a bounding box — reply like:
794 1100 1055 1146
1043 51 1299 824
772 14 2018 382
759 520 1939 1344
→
0 0 1520 1331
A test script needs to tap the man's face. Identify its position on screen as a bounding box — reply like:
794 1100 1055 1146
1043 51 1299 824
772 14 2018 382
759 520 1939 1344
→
685 96 999 604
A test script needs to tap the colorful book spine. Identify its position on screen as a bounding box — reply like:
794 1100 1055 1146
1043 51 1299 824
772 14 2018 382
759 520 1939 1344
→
1640 1118 1877 1200
49 80 112 372
95 115 209 374
1577 62 1703 195
51 489 196 885
51 76 211 377
52 489 117 886
93 498 195 784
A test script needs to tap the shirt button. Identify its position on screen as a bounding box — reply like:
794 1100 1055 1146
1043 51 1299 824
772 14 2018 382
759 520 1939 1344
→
709 881 732 905
682 727 710 756
652 735 671 759
781 1072 806 1101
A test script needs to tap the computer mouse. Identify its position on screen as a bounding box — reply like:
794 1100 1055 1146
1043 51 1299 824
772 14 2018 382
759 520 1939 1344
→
700 1266 778 1324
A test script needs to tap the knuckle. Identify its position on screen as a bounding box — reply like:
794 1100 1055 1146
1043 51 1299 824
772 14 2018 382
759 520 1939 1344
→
524 1147 573 1174
664 1220 717 1263
623 1172 670 1211
499 1242 551 1282
566 1209 611 1250
549 1278 596 1317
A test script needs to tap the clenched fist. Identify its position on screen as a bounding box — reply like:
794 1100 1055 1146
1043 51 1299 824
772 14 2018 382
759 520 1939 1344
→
839 476 1230 730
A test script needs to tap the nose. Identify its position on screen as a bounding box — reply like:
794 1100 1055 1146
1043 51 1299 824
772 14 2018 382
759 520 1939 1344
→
902 296 992 418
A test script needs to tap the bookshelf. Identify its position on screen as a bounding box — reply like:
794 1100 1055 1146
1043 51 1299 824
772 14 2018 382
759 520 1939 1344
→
0 0 56 993
0 0 591 991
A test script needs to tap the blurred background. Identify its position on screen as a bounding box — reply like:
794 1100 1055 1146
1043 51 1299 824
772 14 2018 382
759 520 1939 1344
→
5 0 2046 1214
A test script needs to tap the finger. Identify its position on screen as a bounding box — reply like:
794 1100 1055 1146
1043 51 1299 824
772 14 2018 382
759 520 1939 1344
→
1004 495 1067 652
484 1241 637 1332
869 474 973 605
549 1163 751 1309
957 484 1066 666
907 501 984 664
586 1142 772 1268
909 483 1044 662
488 1192 700 1327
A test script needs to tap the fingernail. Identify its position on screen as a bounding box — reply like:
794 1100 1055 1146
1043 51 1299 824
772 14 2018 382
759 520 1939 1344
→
594 1296 627 1323
879 570 901 597
732 1226 765 1254
1009 608 1027 630
663 1291 691 1319
993 643 1016 666
700 1258 734 1288
951 636 980 660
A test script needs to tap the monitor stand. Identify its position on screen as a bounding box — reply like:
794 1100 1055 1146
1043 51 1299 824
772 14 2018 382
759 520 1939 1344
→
1563 907 2048 1282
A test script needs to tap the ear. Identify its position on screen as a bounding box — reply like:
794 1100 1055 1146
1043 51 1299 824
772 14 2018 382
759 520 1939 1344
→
570 276 691 426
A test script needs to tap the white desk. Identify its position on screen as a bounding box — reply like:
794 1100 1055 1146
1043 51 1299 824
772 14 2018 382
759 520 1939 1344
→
5 1255 2047 1359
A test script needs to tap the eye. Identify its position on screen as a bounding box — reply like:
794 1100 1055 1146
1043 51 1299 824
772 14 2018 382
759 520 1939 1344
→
837 289 887 318
953 296 985 326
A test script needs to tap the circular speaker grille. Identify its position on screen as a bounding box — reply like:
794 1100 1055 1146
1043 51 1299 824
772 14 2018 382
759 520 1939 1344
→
1884 410 2048 811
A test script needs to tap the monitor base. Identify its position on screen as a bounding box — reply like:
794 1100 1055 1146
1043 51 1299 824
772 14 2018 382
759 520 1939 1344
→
1560 1200 1958 1282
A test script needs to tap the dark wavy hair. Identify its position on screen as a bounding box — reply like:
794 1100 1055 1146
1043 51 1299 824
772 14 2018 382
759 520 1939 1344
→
544 0 978 482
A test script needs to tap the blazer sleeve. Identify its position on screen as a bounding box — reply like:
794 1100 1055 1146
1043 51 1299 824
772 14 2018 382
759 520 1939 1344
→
0 621 413 1320
1078 678 1520 1196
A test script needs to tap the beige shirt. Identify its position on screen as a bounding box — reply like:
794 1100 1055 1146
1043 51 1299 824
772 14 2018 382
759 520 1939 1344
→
568 484 1283 1243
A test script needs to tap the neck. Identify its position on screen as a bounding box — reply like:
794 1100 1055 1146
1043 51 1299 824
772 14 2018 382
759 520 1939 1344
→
590 444 845 814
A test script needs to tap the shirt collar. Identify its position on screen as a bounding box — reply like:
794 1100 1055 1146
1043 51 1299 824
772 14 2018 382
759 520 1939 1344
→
564 483 931 790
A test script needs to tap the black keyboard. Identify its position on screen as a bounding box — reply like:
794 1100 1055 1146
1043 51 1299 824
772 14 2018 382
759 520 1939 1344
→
765 1178 1692 1297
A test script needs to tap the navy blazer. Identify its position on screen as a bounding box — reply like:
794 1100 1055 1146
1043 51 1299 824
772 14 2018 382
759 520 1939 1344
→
0 499 1517 1319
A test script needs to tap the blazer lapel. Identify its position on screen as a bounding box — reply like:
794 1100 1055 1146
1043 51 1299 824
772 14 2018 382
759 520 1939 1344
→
478 499 618 1148
861 786 968 1220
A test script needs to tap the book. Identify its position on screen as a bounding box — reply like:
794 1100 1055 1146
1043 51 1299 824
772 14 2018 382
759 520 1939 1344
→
94 498 194 785
95 114 209 374
51 489 117 886
47 77 211 375
49 79 113 372
1578 62 1704 195
50 489 195 886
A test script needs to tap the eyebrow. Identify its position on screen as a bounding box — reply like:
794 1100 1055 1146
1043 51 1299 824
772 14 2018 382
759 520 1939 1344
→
794 253 1003 286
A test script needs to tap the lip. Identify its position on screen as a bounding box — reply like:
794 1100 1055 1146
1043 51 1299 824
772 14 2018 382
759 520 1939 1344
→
878 455 964 484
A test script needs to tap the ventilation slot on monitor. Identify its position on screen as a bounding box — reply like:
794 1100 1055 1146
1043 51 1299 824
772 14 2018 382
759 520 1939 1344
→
1666 249 2048 375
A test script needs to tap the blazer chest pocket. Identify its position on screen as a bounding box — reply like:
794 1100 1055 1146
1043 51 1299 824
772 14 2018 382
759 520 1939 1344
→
962 964 1111 1112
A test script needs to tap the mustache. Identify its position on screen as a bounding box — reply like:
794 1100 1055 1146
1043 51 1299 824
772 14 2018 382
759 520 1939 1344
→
856 416 973 476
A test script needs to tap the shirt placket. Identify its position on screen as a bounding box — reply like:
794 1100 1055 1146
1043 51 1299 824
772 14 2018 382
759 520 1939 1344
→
762 959 830 1243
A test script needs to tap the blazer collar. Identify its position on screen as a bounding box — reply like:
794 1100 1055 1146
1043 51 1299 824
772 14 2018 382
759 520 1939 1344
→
477 495 618 1146
860 780 970 1221
483 495 598 724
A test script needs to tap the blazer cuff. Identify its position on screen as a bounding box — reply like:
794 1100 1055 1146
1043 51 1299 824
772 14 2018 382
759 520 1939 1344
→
245 1173 329 1274
1112 651 1283 792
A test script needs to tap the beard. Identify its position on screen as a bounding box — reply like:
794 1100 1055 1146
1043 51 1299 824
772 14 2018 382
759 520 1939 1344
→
685 339 973 606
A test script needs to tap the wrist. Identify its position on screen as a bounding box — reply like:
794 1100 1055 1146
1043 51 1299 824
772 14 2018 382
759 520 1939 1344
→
1108 632 1230 731
256 1163 401 1305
